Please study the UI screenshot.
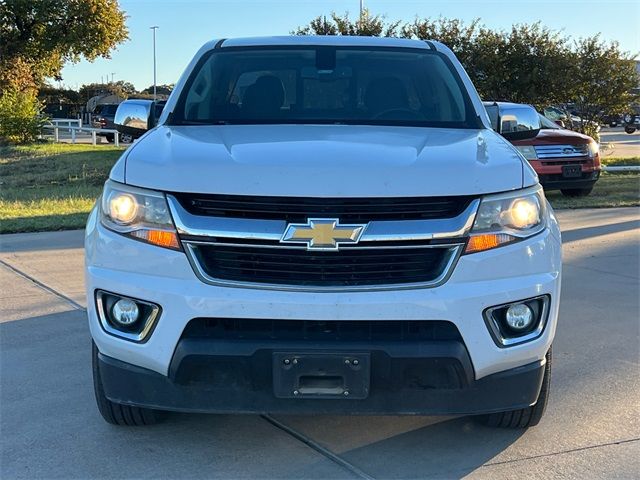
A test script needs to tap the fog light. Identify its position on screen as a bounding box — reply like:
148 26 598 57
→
505 303 534 331
96 291 160 342
111 299 140 326
484 296 549 347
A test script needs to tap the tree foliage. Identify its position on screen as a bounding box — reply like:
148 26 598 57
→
569 36 638 136
0 0 128 92
293 10 406 38
0 88 47 143
140 84 175 96
39 85 82 105
78 80 136 103
294 11 639 126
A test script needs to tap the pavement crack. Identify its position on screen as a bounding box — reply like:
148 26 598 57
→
481 437 640 468
261 414 375 480
0 259 85 311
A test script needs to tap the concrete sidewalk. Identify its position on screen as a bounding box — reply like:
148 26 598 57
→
1 208 639 479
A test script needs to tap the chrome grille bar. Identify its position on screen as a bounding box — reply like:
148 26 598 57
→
534 144 590 159
167 196 480 243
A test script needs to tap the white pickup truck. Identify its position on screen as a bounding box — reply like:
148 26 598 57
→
87 36 561 428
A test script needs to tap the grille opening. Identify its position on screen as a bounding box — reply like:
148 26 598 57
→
192 244 456 287
181 318 463 342
173 193 475 222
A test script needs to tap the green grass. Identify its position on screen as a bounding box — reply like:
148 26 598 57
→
0 143 123 233
601 156 640 167
545 172 640 209
0 143 638 234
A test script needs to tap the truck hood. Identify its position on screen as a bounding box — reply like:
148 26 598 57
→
513 128 594 146
120 124 531 197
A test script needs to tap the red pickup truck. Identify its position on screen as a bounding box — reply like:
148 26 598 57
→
486 102 601 197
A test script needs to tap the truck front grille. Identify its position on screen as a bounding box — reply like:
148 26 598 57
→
173 193 475 222
189 243 459 288
534 144 590 160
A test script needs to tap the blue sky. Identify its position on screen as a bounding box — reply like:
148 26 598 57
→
60 0 640 91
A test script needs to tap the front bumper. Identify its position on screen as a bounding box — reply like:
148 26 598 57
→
530 160 601 191
85 204 562 412
97 348 547 415
538 171 600 190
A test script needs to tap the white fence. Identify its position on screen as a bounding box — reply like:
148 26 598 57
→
49 118 83 128
41 121 123 146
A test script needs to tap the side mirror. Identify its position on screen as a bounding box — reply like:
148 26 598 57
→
498 104 541 141
115 99 155 139
554 120 565 128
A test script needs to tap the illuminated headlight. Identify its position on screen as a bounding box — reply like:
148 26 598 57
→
100 180 180 250
108 193 138 223
465 186 546 254
514 145 537 160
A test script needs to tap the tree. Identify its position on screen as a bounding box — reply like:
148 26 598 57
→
488 23 575 109
140 84 174 96
292 9 406 38
78 80 135 103
0 88 47 143
0 0 128 92
569 36 639 138
39 85 82 105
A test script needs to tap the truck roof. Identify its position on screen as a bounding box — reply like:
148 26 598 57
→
206 35 440 51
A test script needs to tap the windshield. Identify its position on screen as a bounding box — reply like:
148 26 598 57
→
171 46 480 128
539 114 560 129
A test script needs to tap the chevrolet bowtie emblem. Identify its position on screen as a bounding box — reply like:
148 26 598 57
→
281 218 367 251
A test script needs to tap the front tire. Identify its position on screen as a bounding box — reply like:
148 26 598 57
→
561 186 593 197
92 342 164 426
625 126 637 134
478 348 552 429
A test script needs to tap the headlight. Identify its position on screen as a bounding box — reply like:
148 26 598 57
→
587 141 599 159
100 180 180 250
514 145 537 160
465 186 546 254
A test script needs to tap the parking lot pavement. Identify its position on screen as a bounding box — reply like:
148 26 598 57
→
600 127 640 158
1 208 639 479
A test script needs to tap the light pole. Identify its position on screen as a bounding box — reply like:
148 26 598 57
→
360 0 364 22
150 26 159 101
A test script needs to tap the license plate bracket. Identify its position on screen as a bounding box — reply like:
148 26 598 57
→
273 352 370 399
562 164 582 178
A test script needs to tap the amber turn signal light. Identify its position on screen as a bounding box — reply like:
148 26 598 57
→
131 230 181 250
465 233 515 254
